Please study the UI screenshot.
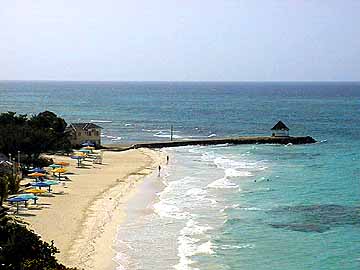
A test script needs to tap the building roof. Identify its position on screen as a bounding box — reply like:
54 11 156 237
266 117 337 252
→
68 123 103 131
0 160 12 167
271 121 289 131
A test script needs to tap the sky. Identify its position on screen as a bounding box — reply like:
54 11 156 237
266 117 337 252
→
1 0 360 81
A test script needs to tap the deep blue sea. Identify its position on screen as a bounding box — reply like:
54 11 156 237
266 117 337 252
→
1 81 359 269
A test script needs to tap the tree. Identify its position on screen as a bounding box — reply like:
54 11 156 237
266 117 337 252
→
0 175 8 207
0 111 72 167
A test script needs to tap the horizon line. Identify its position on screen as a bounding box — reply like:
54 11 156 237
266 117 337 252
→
1 79 360 83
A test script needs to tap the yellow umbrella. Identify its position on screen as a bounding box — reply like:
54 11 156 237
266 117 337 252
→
52 168 67 180
28 172 46 177
24 189 46 194
52 168 67 173
74 152 87 157
55 161 70 167
83 146 95 150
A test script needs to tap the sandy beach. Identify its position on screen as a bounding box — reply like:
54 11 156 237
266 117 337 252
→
21 148 164 270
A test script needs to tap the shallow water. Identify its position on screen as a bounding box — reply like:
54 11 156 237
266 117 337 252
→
116 143 360 270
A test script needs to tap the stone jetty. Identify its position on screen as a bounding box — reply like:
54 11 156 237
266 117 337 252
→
104 136 316 151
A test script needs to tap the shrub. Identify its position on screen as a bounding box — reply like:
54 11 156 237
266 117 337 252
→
0 216 79 270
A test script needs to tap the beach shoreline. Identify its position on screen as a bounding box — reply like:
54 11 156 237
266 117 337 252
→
21 148 165 270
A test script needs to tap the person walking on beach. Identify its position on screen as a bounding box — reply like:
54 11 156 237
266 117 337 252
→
158 165 161 177
166 155 169 165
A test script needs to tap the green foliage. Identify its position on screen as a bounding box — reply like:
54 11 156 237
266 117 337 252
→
0 173 20 207
0 111 72 166
0 217 79 270
6 173 20 195
0 176 8 207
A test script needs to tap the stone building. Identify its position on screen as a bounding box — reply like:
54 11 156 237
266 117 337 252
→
67 123 102 147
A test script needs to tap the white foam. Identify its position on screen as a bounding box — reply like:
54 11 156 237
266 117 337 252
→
185 188 206 197
153 200 189 220
207 133 217 138
181 219 213 236
174 235 199 270
174 219 214 270
225 168 252 178
154 131 183 139
90 119 112 123
195 241 215 255
207 177 239 189
220 204 240 212
240 207 264 211
220 244 255 250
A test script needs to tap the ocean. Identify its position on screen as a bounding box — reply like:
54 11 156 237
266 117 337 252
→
1 81 359 269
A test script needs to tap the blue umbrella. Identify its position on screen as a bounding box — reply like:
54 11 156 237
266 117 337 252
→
7 197 29 213
7 197 29 202
31 182 52 192
49 164 61 169
16 194 39 204
29 167 46 173
71 155 83 167
81 141 95 147
43 180 60 185
79 149 91 153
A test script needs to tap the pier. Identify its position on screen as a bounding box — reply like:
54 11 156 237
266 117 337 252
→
104 136 316 151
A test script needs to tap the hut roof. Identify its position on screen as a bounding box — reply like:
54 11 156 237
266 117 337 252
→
68 123 103 131
271 121 289 131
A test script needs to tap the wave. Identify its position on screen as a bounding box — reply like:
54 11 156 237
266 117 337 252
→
219 243 255 250
207 177 239 189
181 219 213 236
90 119 112 123
174 219 214 270
153 131 183 139
153 200 190 220
225 168 252 177
101 135 122 141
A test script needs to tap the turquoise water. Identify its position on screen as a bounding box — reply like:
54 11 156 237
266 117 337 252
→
1 81 359 269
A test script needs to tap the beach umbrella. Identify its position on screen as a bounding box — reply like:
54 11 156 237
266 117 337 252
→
74 152 86 156
83 146 95 150
49 164 62 169
24 188 46 195
79 149 91 154
55 161 70 167
71 155 83 167
81 141 95 147
31 182 52 192
29 167 46 173
28 172 46 182
52 168 67 173
52 168 67 180
43 180 60 185
16 194 39 204
7 197 29 213
28 172 46 177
